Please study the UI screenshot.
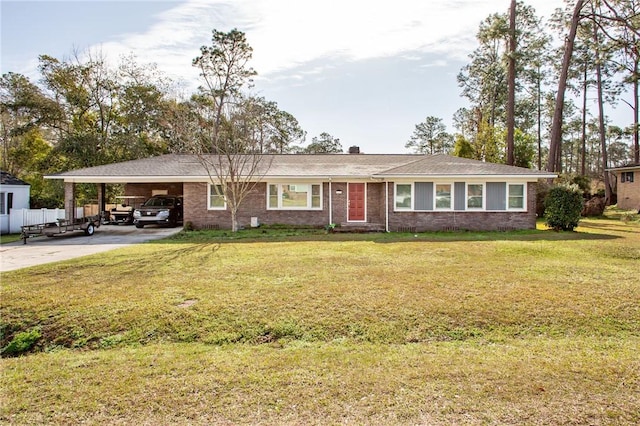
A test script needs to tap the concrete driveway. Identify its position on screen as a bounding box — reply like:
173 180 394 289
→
0 225 183 272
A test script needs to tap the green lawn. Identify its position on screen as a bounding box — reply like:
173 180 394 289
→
0 234 22 245
1 214 639 424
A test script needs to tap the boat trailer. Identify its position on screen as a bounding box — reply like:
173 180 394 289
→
20 215 101 244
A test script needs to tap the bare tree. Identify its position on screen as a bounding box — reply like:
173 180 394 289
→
192 29 271 232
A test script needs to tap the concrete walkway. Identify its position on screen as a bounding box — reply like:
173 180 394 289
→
0 225 183 272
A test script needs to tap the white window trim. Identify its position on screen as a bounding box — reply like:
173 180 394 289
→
434 183 454 211
466 183 485 210
267 182 323 210
394 182 413 211
507 183 527 211
207 183 227 210
392 181 527 212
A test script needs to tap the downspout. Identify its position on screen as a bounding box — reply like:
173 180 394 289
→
385 181 389 232
328 178 332 226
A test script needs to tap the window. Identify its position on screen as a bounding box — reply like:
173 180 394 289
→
621 171 635 183
467 184 483 209
508 184 525 209
269 184 278 208
395 184 412 210
208 184 226 209
0 192 5 215
435 184 452 209
311 184 321 208
268 183 322 209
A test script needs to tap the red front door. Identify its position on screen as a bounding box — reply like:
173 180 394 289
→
348 183 365 221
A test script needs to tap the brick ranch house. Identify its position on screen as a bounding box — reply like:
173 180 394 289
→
48 153 557 232
609 164 640 212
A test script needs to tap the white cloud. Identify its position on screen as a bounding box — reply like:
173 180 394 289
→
91 0 561 86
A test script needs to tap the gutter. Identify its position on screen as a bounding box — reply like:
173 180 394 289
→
606 165 640 172
385 181 389 232
328 177 332 226
373 173 558 180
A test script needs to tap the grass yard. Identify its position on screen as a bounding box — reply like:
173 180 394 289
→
0 234 22 245
1 212 639 425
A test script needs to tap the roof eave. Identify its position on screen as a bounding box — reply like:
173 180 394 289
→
607 165 640 172
373 173 558 180
45 172 559 183
44 175 212 183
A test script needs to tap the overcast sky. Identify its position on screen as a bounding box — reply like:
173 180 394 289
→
1 0 591 153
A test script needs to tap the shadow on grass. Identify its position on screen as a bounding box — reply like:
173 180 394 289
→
577 220 640 234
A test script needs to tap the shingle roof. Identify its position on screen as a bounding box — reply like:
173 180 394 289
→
376 154 552 176
1 171 30 186
47 153 556 181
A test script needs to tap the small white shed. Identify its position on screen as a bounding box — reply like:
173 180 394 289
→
0 171 31 234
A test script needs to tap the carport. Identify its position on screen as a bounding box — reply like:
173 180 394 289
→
52 180 184 223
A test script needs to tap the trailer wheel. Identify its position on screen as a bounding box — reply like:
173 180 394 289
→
85 223 95 236
135 223 144 229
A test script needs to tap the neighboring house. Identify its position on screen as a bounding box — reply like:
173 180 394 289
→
0 171 31 234
609 164 640 212
47 153 556 232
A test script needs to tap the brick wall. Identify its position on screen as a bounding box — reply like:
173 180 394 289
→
616 173 640 211
331 182 347 224
367 183 385 223
387 182 538 231
183 182 333 230
64 182 75 221
124 183 183 198
131 180 540 231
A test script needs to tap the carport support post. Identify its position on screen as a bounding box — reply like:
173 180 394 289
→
97 183 106 219
64 181 75 222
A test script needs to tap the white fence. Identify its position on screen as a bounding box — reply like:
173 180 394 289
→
1 208 84 234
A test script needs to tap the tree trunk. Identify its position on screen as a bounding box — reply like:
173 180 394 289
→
581 63 588 176
594 24 612 205
506 0 516 166
537 65 542 170
548 0 584 173
231 206 239 232
634 55 639 164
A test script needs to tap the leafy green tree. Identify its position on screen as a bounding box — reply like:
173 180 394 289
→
0 72 61 173
452 107 476 140
452 134 475 159
513 128 536 168
458 2 550 165
269 109 305 153
113 55 172 159
4 128 63 207
611 0 640 164
38 52 119 168
475 120 503 163
303 132 343 153
405 116 452 154
233 96 305 154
